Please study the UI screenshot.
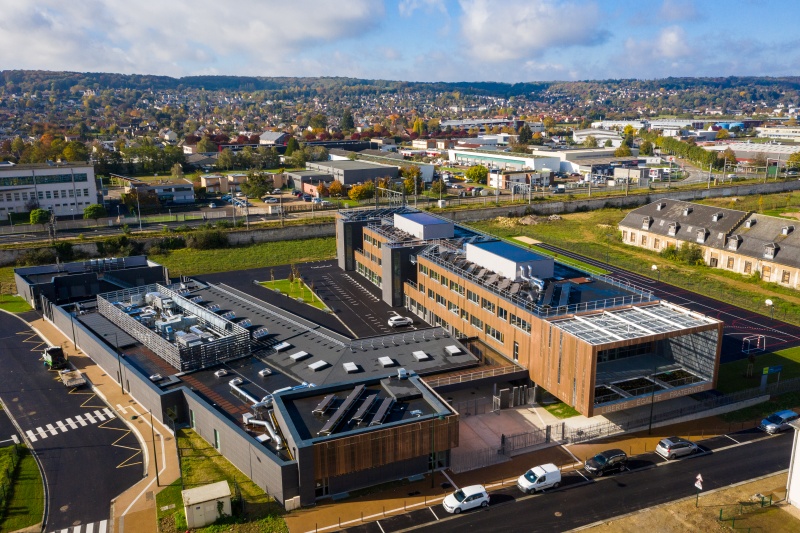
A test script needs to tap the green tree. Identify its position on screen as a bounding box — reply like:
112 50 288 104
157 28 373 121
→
465 165 489 184
614 144 632 157
340 109 355 131
285 137 300 156
401 165 423 195
309 114 328 130
196 137 215 153
240 172 273 199
83 203 107 222
583 135 598 148
517 124 533 144
30 208 50 229
715 128 730 140
623 125 636 137
171 162 184 179
787 151 800 169
753 152 768 170
604 139 613 147
430 180 447 196
639 140 654 156
216 148 234 170
62 141 88 162
721 147 737 166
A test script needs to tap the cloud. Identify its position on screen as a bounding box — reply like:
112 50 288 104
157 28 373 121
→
0 0 385 75
658 0 701 22
624 25 692 64
457 0 610 62
398 0 447 17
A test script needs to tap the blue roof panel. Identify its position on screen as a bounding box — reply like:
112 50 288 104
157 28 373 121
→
397 212 451 225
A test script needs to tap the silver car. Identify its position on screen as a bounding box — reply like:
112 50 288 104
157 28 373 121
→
655 436 700 460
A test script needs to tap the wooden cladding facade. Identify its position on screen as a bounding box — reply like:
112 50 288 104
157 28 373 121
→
312 415 458 479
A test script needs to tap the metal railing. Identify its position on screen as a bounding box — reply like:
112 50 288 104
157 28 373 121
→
423 365 522 388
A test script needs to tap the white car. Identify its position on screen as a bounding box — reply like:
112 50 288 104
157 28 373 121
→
265 197 279 204
208 202 217 208
442 485 489 514
517 463 561 494
387 316 413 327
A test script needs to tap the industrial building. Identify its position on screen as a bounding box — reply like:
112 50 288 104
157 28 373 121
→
305 160 399 185
619 199 800 291
336 207 723 417
0 162 100 218
24 261 476 508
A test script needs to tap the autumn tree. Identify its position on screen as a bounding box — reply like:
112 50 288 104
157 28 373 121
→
614 144 633 157
715 128 730 140
583 135 598 148
465 165 489 184
328 180 344 197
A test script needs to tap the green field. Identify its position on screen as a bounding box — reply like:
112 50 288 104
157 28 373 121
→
156 429 286 533
0 295 32 314
0 445 44 532
149 237 336 277
543 402 581 419
717 346 800 394
258 279 327 310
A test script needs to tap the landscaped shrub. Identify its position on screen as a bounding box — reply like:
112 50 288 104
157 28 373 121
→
97 235 144 257
17 248 57 266
186 230 229 250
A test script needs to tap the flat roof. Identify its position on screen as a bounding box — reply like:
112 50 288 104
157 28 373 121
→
397 212 452 226
469 240 550 262
550 302 719 345
311 160 393 170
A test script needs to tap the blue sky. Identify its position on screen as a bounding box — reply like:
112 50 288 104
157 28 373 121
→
1 0 799 82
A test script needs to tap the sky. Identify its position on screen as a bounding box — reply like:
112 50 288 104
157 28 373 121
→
1 0 799 83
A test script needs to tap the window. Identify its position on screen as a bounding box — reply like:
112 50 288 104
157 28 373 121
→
83 188 89 196
782 271 791 284
428 288 434 299
629 232 635 242
498 307 508 321
435 293 446 307
213 429 220 450
513 341 519 362
430 271 440 282
448 301 459 315
481 298 495 314
76 189 82 197
744 261 752 274
418 283 425 294
419 265 429 276
13 193 20 201
467 290 479 304
37 191 43 200
470 314 483 329
726 257 734 269
190 409 195 429
654 238 660 249
449 280 464 295
21 192 28 201
622 230 628 241
510 314 531 334
640 235 647 246
762 266 772 282
440 275 448 286
45 191 52 199
460 308 469 321
485 324 504 344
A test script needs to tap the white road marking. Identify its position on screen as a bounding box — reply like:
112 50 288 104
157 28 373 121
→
46 424 58 436
429 507 439 520
116 404 127 414
725 434 740 444
74 414 87 426
94 409 106 421
65 418 78 430
376 521 386 533
37 427 47 439
26 430 37 442
84 412 96 424
56 420 68 432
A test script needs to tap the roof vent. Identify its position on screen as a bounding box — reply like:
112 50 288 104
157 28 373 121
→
641 216 651 229
656 202 666 211
782 225 794 235
668 222 679 236
728 235 742 250
683 206 693 216
745 218 756 228
712 212 723 222
764 242 779 259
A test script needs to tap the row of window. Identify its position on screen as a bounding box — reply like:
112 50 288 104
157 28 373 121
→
1 188 91 203
0 173 89 187
356 261 382 288
364 233 382 248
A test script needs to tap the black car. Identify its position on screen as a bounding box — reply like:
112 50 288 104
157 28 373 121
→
584 449 627 477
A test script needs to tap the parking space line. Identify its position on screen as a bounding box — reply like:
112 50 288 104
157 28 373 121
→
725 434 740 444
442 469 458 489
429 507 439 520
376 521 386 533
575 469 589 481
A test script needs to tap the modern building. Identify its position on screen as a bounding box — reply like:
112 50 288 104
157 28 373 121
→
259 131 290 146
448 148 561 173
0 162 99 218
618 199 800 290
704 142 800 167
305 160 399 185
755 126 800 141
572 129 624 148
199 174 248 194
27 259 476 508
337 207 723 417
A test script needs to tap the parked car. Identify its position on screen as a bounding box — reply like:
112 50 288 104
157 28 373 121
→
517 463 561 494
272 188 282 194
759 410 799 434
655 436 700 460
208 202 217 208
584 449 627 477
387 316 413 327
302 194 313 202
450 184 463 189
311 197 322 204
264 197 279 204
320 200 333 207
442 485 489 514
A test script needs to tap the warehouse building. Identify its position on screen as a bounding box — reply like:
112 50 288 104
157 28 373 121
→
336 207 723 417
305 160 399 185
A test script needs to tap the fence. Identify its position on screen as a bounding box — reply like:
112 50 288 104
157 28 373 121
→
450 397 494 417
423 365 521 388
450 446 508 474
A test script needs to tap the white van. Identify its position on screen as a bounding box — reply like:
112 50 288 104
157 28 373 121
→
517 463 561 494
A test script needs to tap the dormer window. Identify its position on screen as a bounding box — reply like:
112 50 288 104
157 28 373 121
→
728 235 741 251
696 228 707 243
712 212 723 222
782 225 794 236
641 216 651 230
668 222 679 236
656 202 666 211
745 218 756 228
764 243 779 259
683 206 693 216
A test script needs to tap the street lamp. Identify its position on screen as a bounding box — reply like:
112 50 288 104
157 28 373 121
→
765 299 774 320
651 264 660 282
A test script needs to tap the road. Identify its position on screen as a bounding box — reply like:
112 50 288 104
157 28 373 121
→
343 428 792 533
0 311 142 532
535 242 800 362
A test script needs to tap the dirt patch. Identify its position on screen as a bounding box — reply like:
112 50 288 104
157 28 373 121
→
780 212 800 220
494 216 519 228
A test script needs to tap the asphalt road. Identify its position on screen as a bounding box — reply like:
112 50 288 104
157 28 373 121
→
0 312 142 531
535 243 800 362
344 429 792 533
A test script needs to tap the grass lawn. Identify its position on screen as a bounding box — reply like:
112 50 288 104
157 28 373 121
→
720 390 800 423
156 429 286 533
0 446 44 532
0 295 32 314
258 280 327 310
716 346 800 394
543 402 581 419
149 237 335 277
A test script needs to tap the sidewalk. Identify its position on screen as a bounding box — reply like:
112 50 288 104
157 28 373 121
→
30 318 181 533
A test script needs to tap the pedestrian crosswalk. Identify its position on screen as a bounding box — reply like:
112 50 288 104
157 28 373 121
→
50 519 108 533
26 408 116 443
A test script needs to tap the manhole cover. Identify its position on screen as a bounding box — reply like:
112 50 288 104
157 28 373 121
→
554 511 562 517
